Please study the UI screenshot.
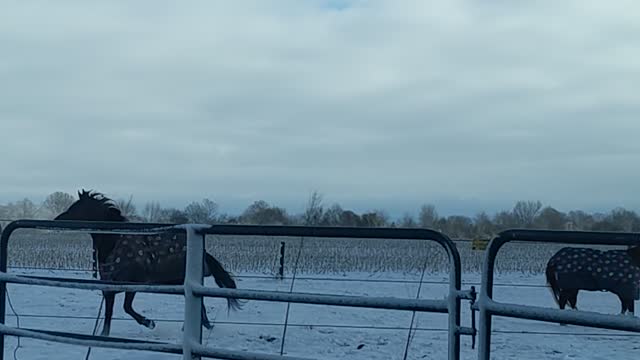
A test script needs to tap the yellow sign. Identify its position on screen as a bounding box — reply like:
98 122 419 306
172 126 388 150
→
472 238 490 251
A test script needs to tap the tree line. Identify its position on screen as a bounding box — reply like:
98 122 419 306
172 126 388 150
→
1 191 639 238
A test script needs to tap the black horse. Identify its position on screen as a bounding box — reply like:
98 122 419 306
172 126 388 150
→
546 246 640 315
54 190 242 336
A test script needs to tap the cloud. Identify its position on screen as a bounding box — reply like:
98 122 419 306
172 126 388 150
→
1 0 639 215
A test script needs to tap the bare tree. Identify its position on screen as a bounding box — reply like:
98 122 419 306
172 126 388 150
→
184 198 219 224
115 195 138 220
439 215 473 238
399 213 418 228
302 191 324 225
493 210 517 231
159 208 189 223
567 210 594 230
534 206 567 230
142 201 163 222
339 210 361 227
0 204 10 219
360 210 389 227
606 207 639 232
10 198 39 219
418 204 439 228
512 200 542 228
241 200 289 225
473 211 494 237
321 203 343 226
43 191 75 216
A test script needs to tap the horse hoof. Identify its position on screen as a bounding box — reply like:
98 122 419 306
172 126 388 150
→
146 320 156 329
204 322 214 330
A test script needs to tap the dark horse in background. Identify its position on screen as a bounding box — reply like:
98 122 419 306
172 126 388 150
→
54 190 242 336
546 246 640 316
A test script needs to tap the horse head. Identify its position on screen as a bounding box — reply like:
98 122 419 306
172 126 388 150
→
54 189 126 222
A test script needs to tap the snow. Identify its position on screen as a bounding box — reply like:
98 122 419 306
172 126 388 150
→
2 269 640 360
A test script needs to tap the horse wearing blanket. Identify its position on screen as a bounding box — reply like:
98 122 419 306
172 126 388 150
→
54 190 243 336
546 246 640 315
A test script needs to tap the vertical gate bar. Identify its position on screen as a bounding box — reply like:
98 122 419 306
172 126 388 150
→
477 236 500 360
0 224 6 360
92 247 98 279
278 241 285 280
183 225 204 360
446 237 462 360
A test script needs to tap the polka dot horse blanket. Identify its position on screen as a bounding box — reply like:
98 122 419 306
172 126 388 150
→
97 232 192 284
548 247 640 300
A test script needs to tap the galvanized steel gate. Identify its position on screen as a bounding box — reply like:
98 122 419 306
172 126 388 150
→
475 229 640 360
2 222 640 359
0 220 476 360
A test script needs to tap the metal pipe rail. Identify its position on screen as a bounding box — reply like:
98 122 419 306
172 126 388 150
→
477 229 640 360
0 220 472 360
0 272 185 294
192 285 450 312
0 324 315 360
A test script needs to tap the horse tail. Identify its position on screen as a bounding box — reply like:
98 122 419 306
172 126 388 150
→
204 252 243 311
546 260 561 307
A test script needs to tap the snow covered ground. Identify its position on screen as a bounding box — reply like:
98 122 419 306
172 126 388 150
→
2 269 640 360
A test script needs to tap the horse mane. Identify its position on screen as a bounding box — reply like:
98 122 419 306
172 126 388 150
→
78 189 127 221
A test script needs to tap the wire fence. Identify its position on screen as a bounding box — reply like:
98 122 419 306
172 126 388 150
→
4 266 636 339
2 227 637 346
5 303 640 338
4 313 640 337
6 265 551 288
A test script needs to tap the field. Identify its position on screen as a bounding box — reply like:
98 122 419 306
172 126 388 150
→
5 228 625 274
1 228 639 359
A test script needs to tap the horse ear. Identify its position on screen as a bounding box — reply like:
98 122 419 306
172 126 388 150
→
627 246 640 267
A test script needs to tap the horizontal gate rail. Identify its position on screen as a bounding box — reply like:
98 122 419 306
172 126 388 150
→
192 284 451 312
0 220 470 360
477 229 640 360
0 324 183 354
0 324 315 360
0 272 185 294
481 301 640 332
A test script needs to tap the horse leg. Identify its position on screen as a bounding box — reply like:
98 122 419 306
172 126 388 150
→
558 290 570 326
615 293 628 315
558 290 569 310
202 303 214 330
568 289 579 310
123 291 156 329
101 291 116 337
180 303 213 332
619 294 635 316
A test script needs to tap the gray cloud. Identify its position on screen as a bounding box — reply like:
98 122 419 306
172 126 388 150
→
1 0 639 216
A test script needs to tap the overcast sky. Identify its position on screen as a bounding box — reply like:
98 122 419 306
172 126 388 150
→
1 1 639 217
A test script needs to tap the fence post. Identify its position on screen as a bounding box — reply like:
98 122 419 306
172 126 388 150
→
278 241 285 280
92 247 98 279
183 224 205 360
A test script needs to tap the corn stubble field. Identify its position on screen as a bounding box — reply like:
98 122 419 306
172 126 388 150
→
3 227 624 275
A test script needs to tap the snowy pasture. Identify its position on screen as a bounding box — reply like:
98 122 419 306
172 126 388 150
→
1 231 639 359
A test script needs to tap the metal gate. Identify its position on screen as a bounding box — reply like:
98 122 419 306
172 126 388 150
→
475 229 640 360
0 220 475 360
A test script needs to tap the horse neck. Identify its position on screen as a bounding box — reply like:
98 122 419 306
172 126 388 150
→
91 210 128 263
90 233 118 263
